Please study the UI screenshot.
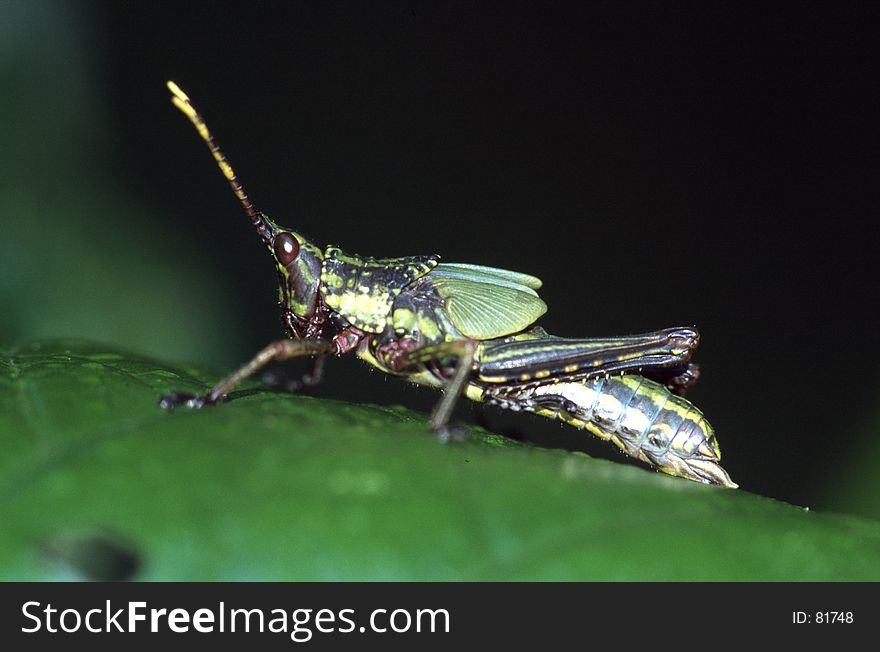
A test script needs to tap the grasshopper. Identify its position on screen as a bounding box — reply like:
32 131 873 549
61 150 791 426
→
160 81 736 488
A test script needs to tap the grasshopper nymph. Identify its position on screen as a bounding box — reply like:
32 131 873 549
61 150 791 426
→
160 81 736 488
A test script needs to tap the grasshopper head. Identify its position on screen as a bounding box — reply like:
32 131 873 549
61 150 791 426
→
262 218 324 327
166 82 325 330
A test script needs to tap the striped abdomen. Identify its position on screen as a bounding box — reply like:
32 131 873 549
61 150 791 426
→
484 375 735 487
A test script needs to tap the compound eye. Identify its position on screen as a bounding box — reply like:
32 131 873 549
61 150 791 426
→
273 232 300 266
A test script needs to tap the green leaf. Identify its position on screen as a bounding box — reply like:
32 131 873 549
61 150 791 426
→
821 411 880 521
3 341 880 581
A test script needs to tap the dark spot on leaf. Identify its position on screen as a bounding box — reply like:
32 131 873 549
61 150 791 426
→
42 530 141 581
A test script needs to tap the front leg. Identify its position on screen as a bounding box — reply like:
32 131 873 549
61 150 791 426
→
160 338 335 409
388 339 478 439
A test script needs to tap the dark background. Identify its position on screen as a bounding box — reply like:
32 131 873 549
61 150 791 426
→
4 2 879 512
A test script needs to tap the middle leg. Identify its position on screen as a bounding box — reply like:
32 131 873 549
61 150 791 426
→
388 339 478 438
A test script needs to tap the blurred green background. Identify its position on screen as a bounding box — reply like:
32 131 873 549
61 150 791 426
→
1 1 241 364
2 0 879 575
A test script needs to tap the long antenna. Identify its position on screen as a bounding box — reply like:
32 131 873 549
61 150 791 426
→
166 81 268 236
